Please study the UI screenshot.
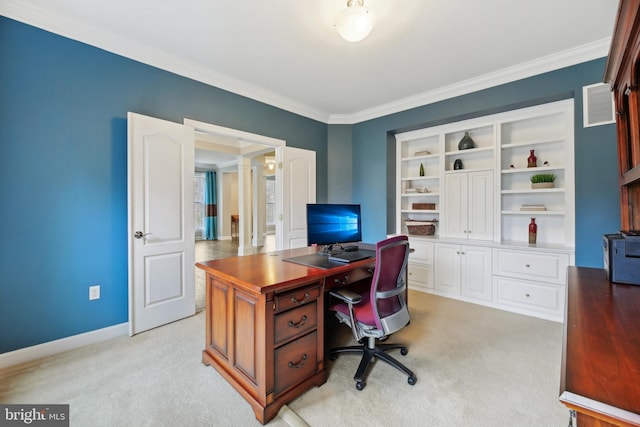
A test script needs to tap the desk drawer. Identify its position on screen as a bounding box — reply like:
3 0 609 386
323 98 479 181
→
325 264 374 290
274 331 317 395
274 302 317 345
274 284 321 313
494 249 569 285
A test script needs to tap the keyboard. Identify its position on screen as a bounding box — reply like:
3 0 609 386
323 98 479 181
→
328 251 371 263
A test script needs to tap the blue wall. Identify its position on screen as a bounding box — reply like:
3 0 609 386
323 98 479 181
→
0 16 621 354
0 17 327 353
351 59 620 268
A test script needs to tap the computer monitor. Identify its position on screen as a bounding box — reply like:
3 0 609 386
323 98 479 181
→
306 203 362 252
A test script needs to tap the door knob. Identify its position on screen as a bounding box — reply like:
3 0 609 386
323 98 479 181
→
134 231 152 239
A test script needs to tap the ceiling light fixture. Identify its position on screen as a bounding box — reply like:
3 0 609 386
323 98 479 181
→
334 0 376 42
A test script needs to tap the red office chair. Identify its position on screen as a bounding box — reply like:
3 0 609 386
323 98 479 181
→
328 235 417 390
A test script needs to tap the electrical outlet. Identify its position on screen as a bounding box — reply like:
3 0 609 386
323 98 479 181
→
89 285 100 301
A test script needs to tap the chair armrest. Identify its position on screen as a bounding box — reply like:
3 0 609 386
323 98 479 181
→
329 289 362 305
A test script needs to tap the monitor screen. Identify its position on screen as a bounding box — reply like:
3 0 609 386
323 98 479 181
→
306 204 362 247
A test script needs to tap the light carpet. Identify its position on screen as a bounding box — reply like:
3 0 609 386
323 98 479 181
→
0 291 568 426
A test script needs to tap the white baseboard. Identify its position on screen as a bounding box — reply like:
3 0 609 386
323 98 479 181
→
0 322 128 369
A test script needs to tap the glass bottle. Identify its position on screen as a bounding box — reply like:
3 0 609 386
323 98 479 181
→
527 150 537 167
419 163 425 176
528 218 537 244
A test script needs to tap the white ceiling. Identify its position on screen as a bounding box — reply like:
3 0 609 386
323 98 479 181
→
2 0 618 124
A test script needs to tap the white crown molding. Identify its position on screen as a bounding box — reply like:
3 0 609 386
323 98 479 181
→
329 38 612 124
0 322 128 369
2 0 610 125
0 0 330 123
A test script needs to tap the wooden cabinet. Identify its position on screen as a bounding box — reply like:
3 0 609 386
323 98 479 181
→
604 0 640 231
560 267 640 426
443 170 494 240
203 273 325 424
434 243 492 301
196 247 378 424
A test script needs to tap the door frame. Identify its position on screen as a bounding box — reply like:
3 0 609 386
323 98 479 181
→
184 119 286 252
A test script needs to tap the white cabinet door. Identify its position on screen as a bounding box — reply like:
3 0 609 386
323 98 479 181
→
443 171 493 240
460 245 492 301
434 243 462 294
467 171 494 241
443 174 467 239
435 243 492 300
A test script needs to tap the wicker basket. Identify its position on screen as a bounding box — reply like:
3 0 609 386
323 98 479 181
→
405 220 437 236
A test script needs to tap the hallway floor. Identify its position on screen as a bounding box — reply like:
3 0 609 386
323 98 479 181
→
194 235 275 311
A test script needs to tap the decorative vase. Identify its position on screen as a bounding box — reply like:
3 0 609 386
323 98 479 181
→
458 132 475 150
527 149 537 167
453 159 463 170
528 218 537 244
419 163 425 176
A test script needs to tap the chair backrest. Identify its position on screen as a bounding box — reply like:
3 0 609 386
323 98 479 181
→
369 235 411 334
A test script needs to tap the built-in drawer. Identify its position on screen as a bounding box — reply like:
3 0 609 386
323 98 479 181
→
274 284 321 313
274 331 317 395
408 263 434 290
494 276 564 315
324 264 374 291
274 302 317 345
409 240 434 263
493 249 569 285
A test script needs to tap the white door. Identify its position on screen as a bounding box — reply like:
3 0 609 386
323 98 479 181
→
128 113 195 335
460 245 492 301
467 170 494 241
443 173 467 239
434 243 461 294
279 147 316 249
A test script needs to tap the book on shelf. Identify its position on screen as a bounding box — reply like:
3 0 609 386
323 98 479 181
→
520 204 546 211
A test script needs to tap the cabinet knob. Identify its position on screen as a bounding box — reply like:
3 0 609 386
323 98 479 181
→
525 264 530 268
525 293 530 298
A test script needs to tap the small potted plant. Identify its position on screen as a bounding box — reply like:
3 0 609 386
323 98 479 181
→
531 173 556 189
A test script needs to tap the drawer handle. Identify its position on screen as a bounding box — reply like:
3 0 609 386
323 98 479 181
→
288 315 308 329
334 276 350 286
288 354 308 369
291 293 311 304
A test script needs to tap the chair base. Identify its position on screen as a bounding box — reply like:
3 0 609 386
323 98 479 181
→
329 341 417 390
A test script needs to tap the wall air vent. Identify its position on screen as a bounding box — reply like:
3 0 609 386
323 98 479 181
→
583 82 615 127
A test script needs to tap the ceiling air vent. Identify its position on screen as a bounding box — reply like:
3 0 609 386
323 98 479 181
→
583 82 615 127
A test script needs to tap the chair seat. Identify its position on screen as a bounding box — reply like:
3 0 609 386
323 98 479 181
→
329 292 376 326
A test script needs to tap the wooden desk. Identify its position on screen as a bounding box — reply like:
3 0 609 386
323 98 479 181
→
196 246 376 424
560 267 640 426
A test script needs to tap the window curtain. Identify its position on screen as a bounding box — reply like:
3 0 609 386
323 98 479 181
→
204 171 217 240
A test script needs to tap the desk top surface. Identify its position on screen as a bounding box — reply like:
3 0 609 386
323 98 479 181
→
196 244 376 295
561 266 640 420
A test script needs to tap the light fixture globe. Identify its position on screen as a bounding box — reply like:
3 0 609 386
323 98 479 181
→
334 0 376 42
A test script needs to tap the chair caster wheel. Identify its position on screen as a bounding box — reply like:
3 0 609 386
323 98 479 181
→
400 347 408 356
329 354 338 361
408 375 417 386
356 380 366 390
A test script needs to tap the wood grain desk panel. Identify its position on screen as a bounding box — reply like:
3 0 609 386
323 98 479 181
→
196 246 376 424
560 267 640 426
